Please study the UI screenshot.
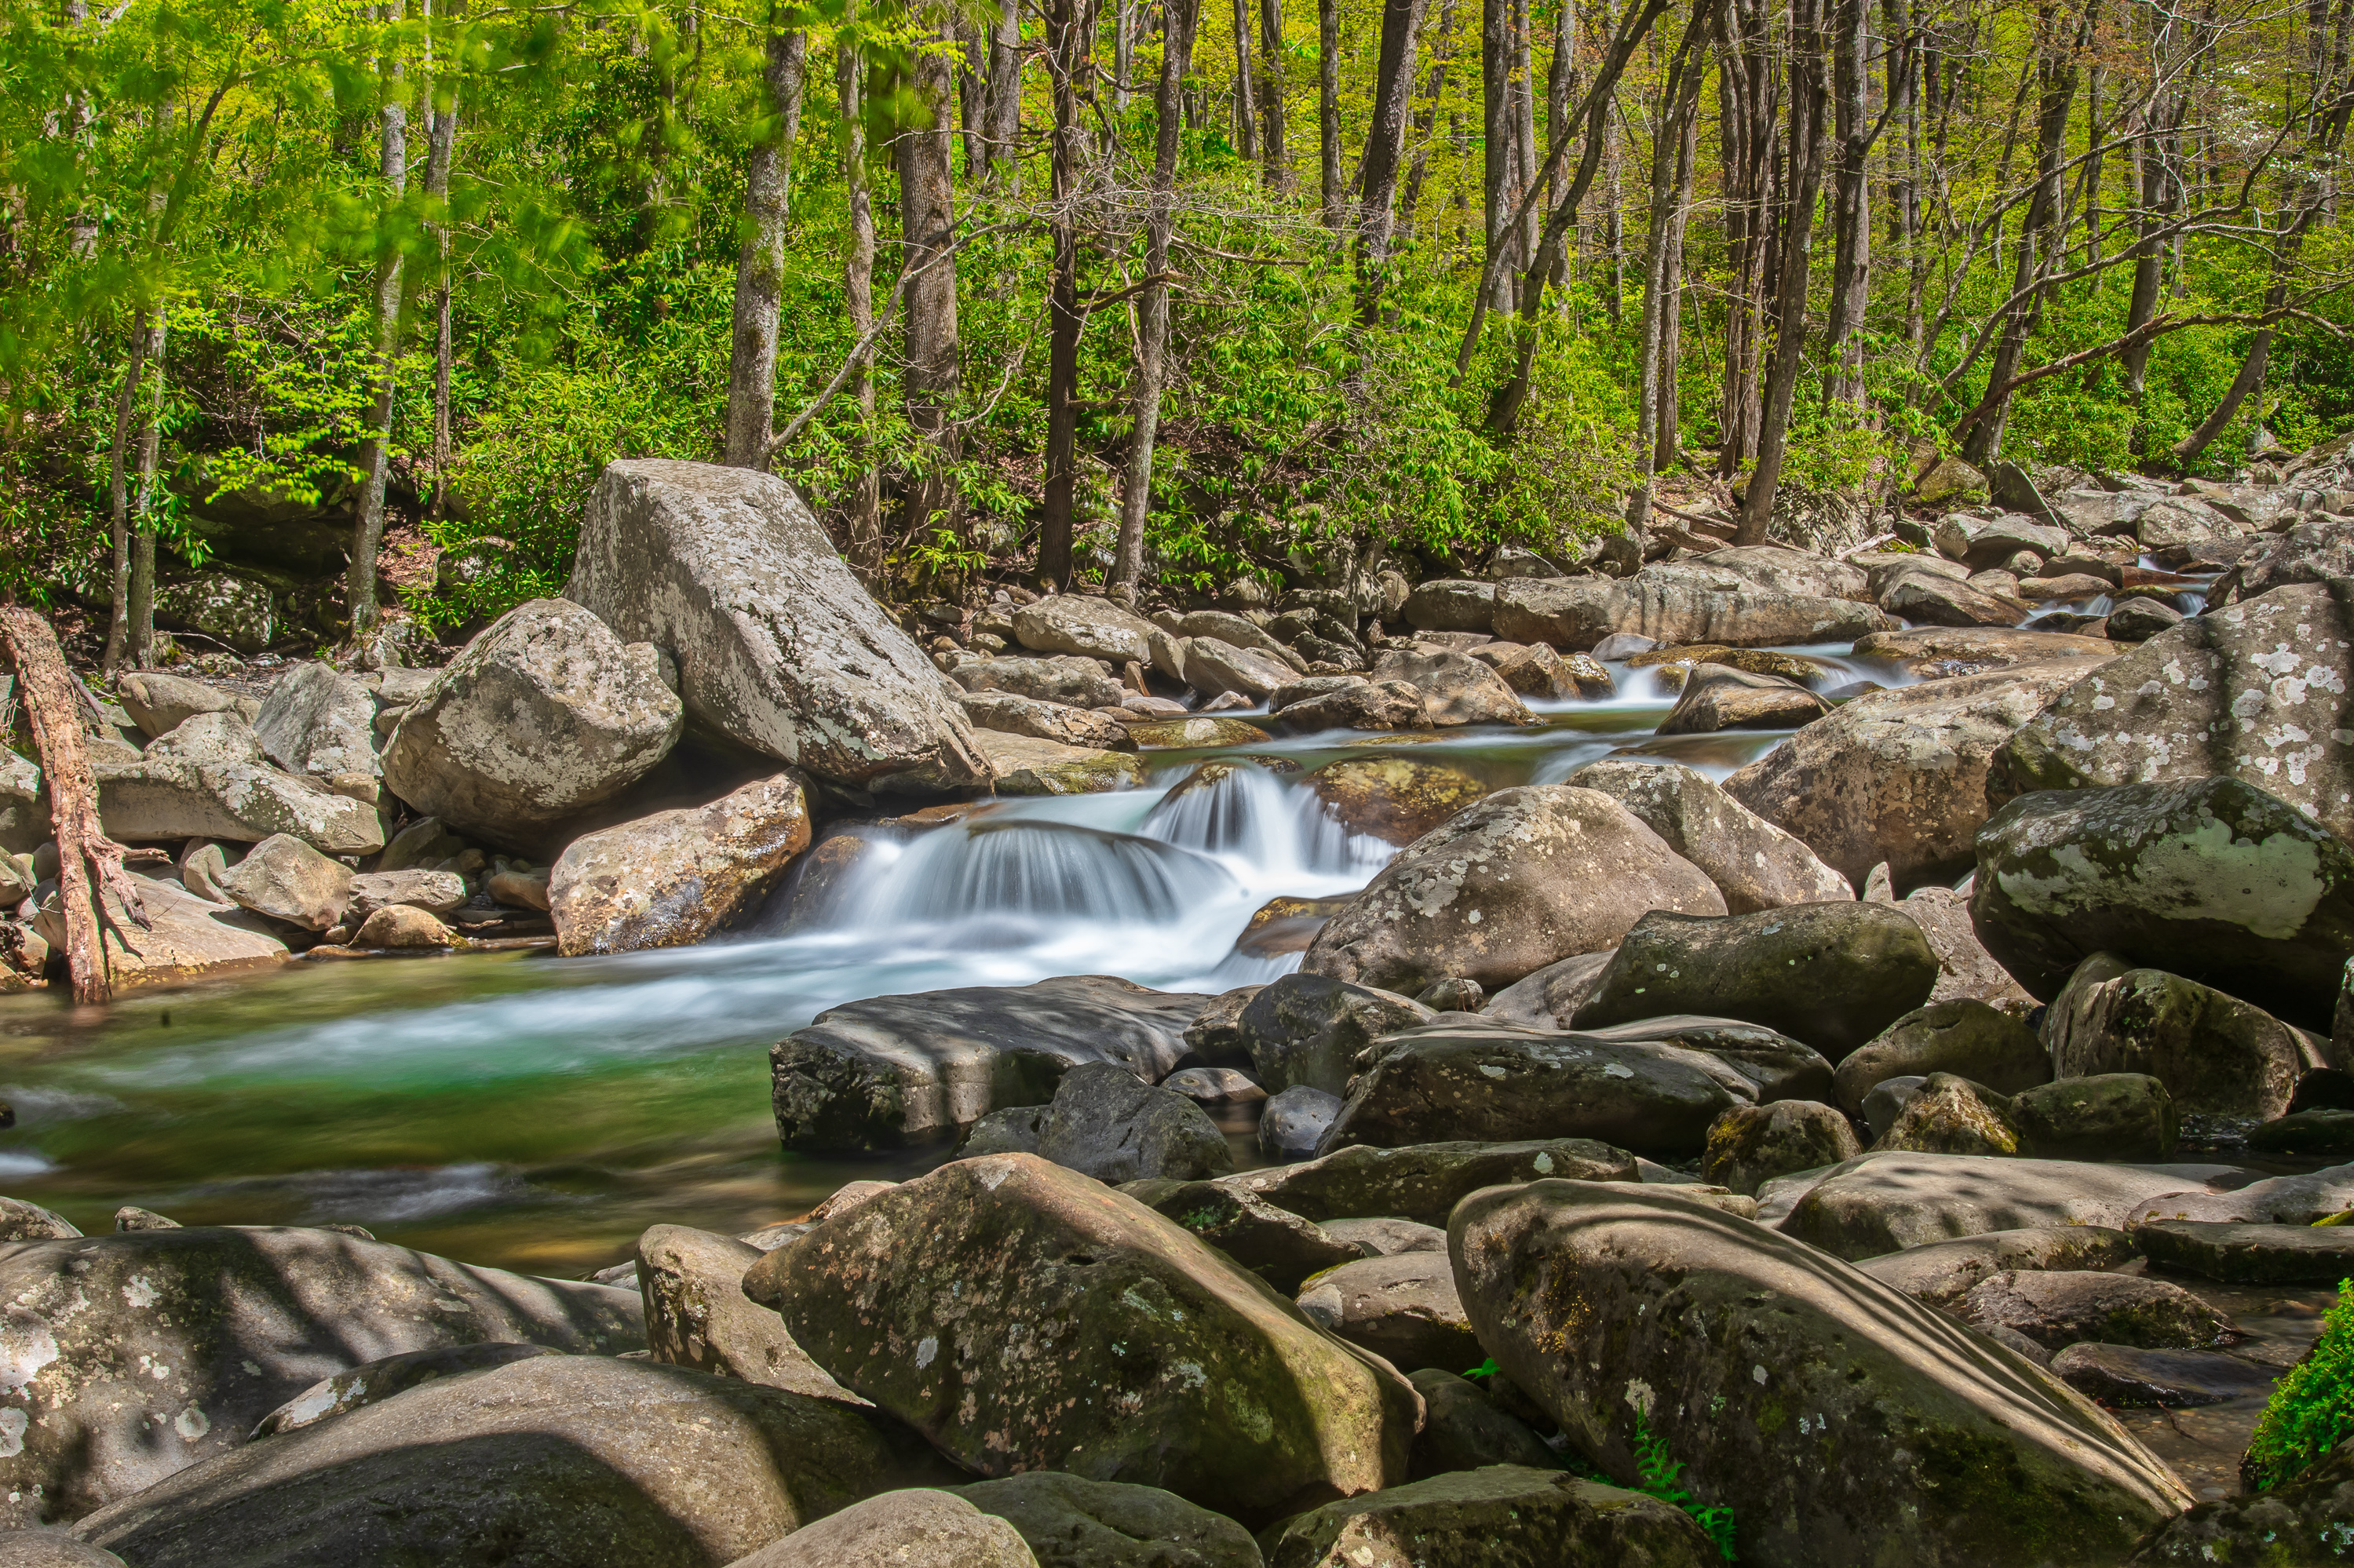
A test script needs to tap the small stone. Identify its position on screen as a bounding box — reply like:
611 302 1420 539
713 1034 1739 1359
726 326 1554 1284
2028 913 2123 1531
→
352 905 454 950
1258 1085 1341 1162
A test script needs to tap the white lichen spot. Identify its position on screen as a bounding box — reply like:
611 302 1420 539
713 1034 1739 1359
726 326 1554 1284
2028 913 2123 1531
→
122 1276 159 1309
1753 1364 1768 1386
1478 1064 1510 1079
173 1405 210 1442
1624 1379 1655 1418
1603 1064 1636 1079
1532 1153 1554 1174
915 1336 938 1369
0 1409 24 1458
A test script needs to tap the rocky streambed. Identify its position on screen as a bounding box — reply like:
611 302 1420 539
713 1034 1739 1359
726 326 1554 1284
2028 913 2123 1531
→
0 451 2349 1563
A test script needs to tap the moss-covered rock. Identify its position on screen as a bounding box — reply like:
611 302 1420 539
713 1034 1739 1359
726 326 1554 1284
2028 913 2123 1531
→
1305 757 1491 847
1216 1139 1635 1226
2042 953 2319 1120
2011 1073 2179 1160
1960 1269 2235 1352
1835 1000 2049 1112
1701 1100 1861 1196
1870 1072 2025 1156
1258 1464 1721 1567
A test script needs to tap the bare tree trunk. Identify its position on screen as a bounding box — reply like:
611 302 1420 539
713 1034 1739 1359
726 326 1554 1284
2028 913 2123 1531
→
1115 0 1134 113
1116 0 1199 591
1354 0 1428 323
1233 0 1259 161
1511 0 1539 268
1885 0 1923 358
957 13 987 174
1628 6 1710 532
1717 0 1778 475
127 311 165 669
1319 0 1344 224
425 28 460 523
900 22 963 538
1659 100 1695 465
1260 0 1291 188
724 22 811 468
838 29 883 574
1483 0 1516 302
1732 0 1830 545
1041 0 1086 588
2120 99 2180 411
1403 0 1457 228
349 0 409 640
986 0 1022 185
1601 98 1623 322
1823 0 1872 405
101 312 151 677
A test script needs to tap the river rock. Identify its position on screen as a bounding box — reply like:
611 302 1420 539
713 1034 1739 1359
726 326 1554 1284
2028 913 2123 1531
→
253 662 380 779
1722 659 2104 888
741 1154 1418 1523
1031 1062 1233 1183
959 691 1132 750
1576 1016 1835 1102
1013 595 1160 666
1572 903 1940 1059
953 655 1127 710
1492 574 1890 651
341 868 469 924
1699 1100 1861 1195
1480 950 1613 1029
1304 757 1487 848
1995 582 2354 844
1854 1225 2141 1307
1318 1019 1746 1158
2125 1162 2354 1226
0 1226 640 1526
636 1224 860 1402
1261 1465 1720 1568
1218 1139 1634 1225
1850 624 2116 674
2209 515 2354 606
1326 1218 1446 1256
1871 1072 2025 1156
1177 610 1307 673
1878 561 2032 626
1258 1086 1341 1161
730 1490 1038 1568
115 671 249 738
96 714 385 854
1676 544 1870 601
254 1343 563 1436
1896 885 2038 1011
2131 1220 2354 1284
1959 1271 2235 1351
1128 717 1272 749
1301 786 1724 995
1401 580 1496 633
954 1474 1261 1568
1367 649 1533 727
1294 1253 1478 1374
2011 1073 2179 1160
0 1530 125 1566
1268 680 1432 734
1834 1000 2049 1111
73 1355 938 1568
2248 1105 2354 1153
1404 1372 1562 1479
1118 1179 1369 1294
2104 596 2184 642
2053 1345 2277 1412
350 904 452 948
571 461 988 786
0 1198 79 1242
33 870 289 991
1232 973 1433 1097
1655 663 1827 735
1772 1151 2221 1260
1451 1180 2192 1566
549 771 810 955
1482 641 1611 700
772 976 1209 1150
1969 775 2354 1029
1184 639 1295 702
214 832 353 930
380 598 682 850
1935 512 2070 568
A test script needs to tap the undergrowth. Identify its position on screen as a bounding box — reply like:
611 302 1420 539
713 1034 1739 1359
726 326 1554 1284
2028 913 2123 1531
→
2244 1277 2354 1491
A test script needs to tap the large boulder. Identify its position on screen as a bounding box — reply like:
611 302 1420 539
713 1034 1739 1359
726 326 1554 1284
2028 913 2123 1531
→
2126 1438 2354 1567
1400 579 1496 632
1231 972 1433 1097
1723 659 2105 888
380 598 683 850
71 1355 943 1568
1303 757 1489 848
214 833 354 931
1450 1181 2193 1566
1492 574 1890 651
1700 1100 1862 1196
1668 544 1870 601
952 656 1127 710
32 871 288 991
1183 639 1296 702
1013 594 1160 666
1768 1150 2223 1260
94 714 385 854
1834 1000 2050 1112
549 771 812 955
955 1473 1261 1568
1877 561 2031 626
730 1490 1038 1568
1258 1466 1722 1567
2042 954 2323 1120
568 460 988 787
2207 515 2354 605
1958 1270 2234 1352
1366 649 1534 727
1655 663 1826 734
635 1224 860 1402
1217 1139 1636 1226
1572 903 1940 1060
770 977 1210 1150
1895 884 2039 1012
0 1226 640 1526
1855 1225 2141 1307
1031 1061 1234 1183
741 1154 1418 1525
1996 581 2354 844
253 663 380 779
116 670 252 738
968 731 1148 795
1294 1253 1479 1373
1300 786 1724 995
1969 775 2354 1028
959 691 1131 750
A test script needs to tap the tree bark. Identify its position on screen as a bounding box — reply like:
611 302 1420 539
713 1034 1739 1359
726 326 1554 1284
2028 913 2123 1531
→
899 20 963 538
426 6 461 524
840 22 883 574
986 0 1022 185
1402 0 1458 228
0 607 148 1006
1822 0 1871 404
1319 0 1344 223
1354 0 1428 323
102 311 151 676
724 22 811 469
1260 0 1291 188
1232 0 1259 160
1041 0 1087 587
128 315 163 669
1715 0 1777 475
1732 0 1830 545
1627 5 1710 533
1483 0 1516 297
1116 0 1199 591
349 0 409 640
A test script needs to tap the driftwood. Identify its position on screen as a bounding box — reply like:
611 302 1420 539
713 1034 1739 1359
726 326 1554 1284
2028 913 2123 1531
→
0 607 148 1003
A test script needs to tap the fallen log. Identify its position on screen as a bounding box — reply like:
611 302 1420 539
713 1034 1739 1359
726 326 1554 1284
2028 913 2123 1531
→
0 607 148 1003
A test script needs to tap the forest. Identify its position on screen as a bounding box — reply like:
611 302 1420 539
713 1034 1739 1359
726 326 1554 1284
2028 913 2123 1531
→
2 0 2350 656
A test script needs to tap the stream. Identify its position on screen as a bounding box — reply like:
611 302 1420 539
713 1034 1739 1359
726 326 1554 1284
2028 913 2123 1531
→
0 643 1934 1275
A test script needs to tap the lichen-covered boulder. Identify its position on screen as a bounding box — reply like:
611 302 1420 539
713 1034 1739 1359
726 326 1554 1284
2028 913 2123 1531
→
253 662 381 779
381 598 682 850
1493 574 1889 651
214 833 353 931
1259 1465 1721 1568
1450 1180 2193 1567
1700 1100 1862 1196
549 771 812 955
954 1473 1261 1568
1870 1072 2025 1156
568 460 988 787
741 1155 1419 1525
1295 1252 1479 1374
958 691 1133 751
1232 973 1433 1098
1969 775 2354 1029
1301 786 1724 995
1012 594 1160 667
2010 1073 2178 1161
1367 649 1533 727
1304 757 1489 848
1769 1151 2220 1261
1958 1270 2234 1352
2041 952 2323 1119
1655 663 1827 734
1572 758 1852 913
96 714 385 854
635 1224 861 1403
0 1226 641 1526
967 731 1147 796
1834 1001 2049 1113
951 655 1127 710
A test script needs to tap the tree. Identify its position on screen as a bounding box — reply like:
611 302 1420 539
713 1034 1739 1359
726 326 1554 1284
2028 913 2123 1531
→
723 14 810 469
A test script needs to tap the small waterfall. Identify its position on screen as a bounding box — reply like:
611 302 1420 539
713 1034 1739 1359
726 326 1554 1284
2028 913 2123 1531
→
1141 763 1392 885
831 817 1241 939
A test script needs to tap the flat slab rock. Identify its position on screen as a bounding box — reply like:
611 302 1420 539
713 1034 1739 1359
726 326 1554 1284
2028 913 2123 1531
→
1853 1224 2140 1307
2133 1219 2354 1283
2049 1344 2278 1408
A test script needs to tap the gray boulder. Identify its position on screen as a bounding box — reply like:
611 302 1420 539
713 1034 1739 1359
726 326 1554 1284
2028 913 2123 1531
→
1834 1000 2049 1113
1295 1252 1480 1374
1257 1086 1341 1162
1266 680 1430 734
1492 574 1890 651
1232 972 1433 1096
958 691 1131 750
952 655 1126 710
1700 1100 1862 1196
2122 1161 2354 1227
1217 1139 1635 1225
1303 757 1490 848
1400 579 1496 632
2010 1074 2179 1161
214 833 353 931
1969 775 2354 1028
381 598 682 850
254 663 380 779
1301 786 1724 995
1894 885 2038 1012
1403 1371 1562 1479
115 671 250 738
1934 512 2069 568
2208 515 2354 605
636 1224 861 1402
1116 1179 1369 1294
74 1355 942 1568
1013 595 1160 666
1177 610 1307 672
771 977 1210 1150
1183 639 1294 702
2104 596 2184 642
0 1530 125 1566
954 1474 1261 1568
1573 903 1940 1059
0 1197 79 1241
1450 1181 2192 1566
568 460 988 787
2126 1438 2354 1565
32 871 289 992
1723 659 2106 888
730 1490 1038 1568
95 714 384 854
1258 1466 1721 1568
1855 1225 2140 1307
1480 950 1614 1030
1367 649 1534 727
2131 1219 2354 1284
1770 1150 2223 1260
1995 581 2354 843
0 1226 640 1526
340 868 469 924
549 771 812 956
1325 1218 1446 1256
1033 1062 1233 1183
1877 561 2030 626
1959 1270 2235 1351
1870 1072 2026 1157
1656 664 1826 734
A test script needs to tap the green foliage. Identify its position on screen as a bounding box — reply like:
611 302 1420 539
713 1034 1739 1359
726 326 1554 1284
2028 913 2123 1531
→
2245 1278 2354 1493
1632 1415 1739 1562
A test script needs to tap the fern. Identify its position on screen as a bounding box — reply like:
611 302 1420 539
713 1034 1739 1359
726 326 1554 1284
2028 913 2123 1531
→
1632 1415 1740 1562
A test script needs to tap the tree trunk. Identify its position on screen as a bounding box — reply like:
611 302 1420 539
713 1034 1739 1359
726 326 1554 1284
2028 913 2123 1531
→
0 607 148 1006
1511 0 1538 268
128 315 162 669
1233 0 1259 161
1716 0 1778 475
1354 0 1428 323
2120 100 2180 404
1116 0 1199 591
101 311 151 676
724 23 811 469
987 0 1022 185
1319 0 1344 224
349 0 409 640
1822 0 1871 405
1041 0 1086 588
840 23 883 574
1482 0 1515 301
1402 0 1457 228
899 21 963 538
1732 0 1830 545
1260 0 1291 188
1115 0 1134 113
424 5 462 516
1627 6 1709 533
